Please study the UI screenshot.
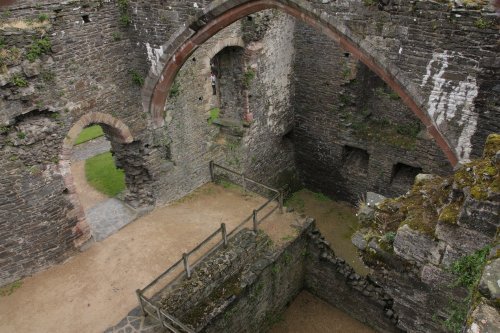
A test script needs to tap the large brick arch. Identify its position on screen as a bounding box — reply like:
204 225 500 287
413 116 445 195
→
142 0 458 166
59 112 133 247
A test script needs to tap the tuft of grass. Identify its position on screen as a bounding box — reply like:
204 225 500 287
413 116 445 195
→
474 17 492 29
285 192 305 213
450 246 491 290
208 107 220 124
74 125 104 145
129 69 144 86
85 152 126 197
112 32 122 41
444 302 469 333
313 191 331 202
169 80 180 98
37 13 49 22
26 37 51 62
217 179 239 190
0 280 23 297
243 68 256 88
444 246 491 332
10 74 28 87
117 0 131 26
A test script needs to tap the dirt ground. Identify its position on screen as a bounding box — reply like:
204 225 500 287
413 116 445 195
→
0 183 296 333
270 291 375 333
71 160 108 210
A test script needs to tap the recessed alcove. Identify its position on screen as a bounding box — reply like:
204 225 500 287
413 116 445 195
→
341 146 369 176
390 162 422 189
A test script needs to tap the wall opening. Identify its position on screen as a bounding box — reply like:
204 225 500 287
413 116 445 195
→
390 162 422 190
341 146 369 177
60 112 134 245
71 124 126 210
210 46 246 122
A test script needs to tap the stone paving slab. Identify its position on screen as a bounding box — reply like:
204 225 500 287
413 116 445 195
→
86 198 138 241
103 306 163 333
72 136 111 161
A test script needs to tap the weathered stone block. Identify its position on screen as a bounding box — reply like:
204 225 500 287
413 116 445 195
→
457 196 499 238
467 302 500 333
351 230 367 250
21 59 41 78
393 224 443 265
478 258 500 301
435 222 492 255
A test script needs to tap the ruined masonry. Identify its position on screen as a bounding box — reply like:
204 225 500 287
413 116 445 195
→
0 0 499 332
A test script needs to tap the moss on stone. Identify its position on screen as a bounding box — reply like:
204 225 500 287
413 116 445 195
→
181 273 242 326
438 201 462 224
483 134 500 158
454 141 499 201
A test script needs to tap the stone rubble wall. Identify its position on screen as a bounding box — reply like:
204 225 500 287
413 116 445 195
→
144 219 401 333
352 134 499 332
0 0 498 291
0 0 146 285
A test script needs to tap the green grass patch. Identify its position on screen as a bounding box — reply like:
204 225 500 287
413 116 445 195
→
285 191 305 213
26 37 51 62
0 280 22 297
208 107 220 124
74 125 104 145
85 152 125 197
451 246 491 290
313 192 331 202
443 246 492 332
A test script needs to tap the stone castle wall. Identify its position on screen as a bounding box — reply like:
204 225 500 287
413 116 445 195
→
0 0 146 285
293 21 454 202
0 0 498 287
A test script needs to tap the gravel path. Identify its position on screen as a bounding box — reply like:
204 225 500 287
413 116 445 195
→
0 184 296 333
72 137 111 161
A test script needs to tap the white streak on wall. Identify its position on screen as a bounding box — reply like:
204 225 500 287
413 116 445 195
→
421 51 479 162
145 43 164 77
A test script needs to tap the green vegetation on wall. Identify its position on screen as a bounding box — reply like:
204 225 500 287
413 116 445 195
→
444 246 491 332
26 37 51 62
117 0 131 26
243 68 256 88
129 69 144 86
350 117 421 150
208 107 220 124
0 280 23 297
10 74 28 87
169 80 181 98
85 152 126 197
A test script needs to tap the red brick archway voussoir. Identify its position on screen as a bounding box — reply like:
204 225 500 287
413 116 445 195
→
146 0 458 166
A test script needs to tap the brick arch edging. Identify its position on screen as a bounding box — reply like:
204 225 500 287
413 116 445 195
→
59 112 134 248
202 36 246 73
141 0 459 166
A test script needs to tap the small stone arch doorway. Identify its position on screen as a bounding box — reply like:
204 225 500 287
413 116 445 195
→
60 112 134 245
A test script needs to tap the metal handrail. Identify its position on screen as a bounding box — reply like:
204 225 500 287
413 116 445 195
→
135 162 284 333
210 161 281 195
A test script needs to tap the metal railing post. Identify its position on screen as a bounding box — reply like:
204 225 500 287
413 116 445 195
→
252 210 258 233
182 253 191 279
278 191 284 214
136 289 146 316
209 161 215 182
221 223 228 247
